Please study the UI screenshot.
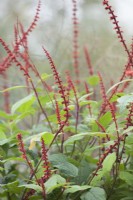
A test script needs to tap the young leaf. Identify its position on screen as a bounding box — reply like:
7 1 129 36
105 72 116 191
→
87 75 100 86
28 132 54 150
102 152 116 173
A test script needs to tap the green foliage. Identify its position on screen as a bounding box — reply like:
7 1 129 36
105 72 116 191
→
0 0 133 200
80 187 106 200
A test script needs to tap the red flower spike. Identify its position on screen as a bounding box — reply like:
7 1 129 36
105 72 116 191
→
43 47 70 127
41 138 51 182
0 0 41 72
103 0 132 63
84 46 94 76
84 82 92 116
98 73 119 138
16 133 27 160
90 134 127 184
54 95 62 128
124 103 133 130
72 0 80 84
98 72 108 116
23 189 36 200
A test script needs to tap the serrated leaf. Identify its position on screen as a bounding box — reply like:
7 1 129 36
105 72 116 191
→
80 187 106 200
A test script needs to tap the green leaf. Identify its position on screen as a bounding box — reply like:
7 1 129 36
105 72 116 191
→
80 187 106 200
87 75 100 86
78 93 93 102
75 159 92 184
11 94 35 114
106 79 133 95
19 184 42 192
0 111 16 120
123 126 133 134
1 157 24 163
0 167 4 172
0 85 27 93
102 153 116 173
1 181 20 193
13 110 35 124
48 153 66 165
110 93 124 103
99 112 112 129
64 185 91 194
0 138 12 146
117 94 133 112
28 132 54 150
0 131 7 140
49 154 78 177
58 162 78 177
45 174 66 194
41 73 52 81
64 132 108 146
90 171 104 187
79 100 97 107
119 171 133 186
42 132 54 144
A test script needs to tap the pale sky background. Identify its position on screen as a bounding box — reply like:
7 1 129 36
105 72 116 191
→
112 0 133 35
0 0 133 34
0 0 133 56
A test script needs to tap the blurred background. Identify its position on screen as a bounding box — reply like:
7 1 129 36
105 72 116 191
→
0 0 133 101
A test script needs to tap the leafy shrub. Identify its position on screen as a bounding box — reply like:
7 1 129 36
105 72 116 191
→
0 0 133 200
